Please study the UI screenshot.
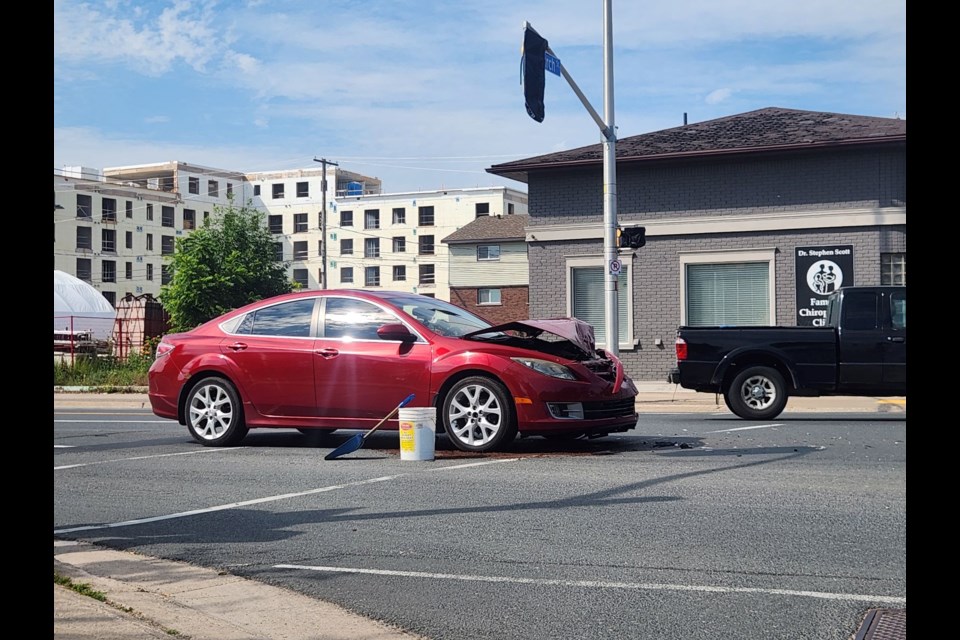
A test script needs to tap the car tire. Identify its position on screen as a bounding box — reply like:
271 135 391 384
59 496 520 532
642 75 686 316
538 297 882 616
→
725 366 788 420
185 376 249 446
442 376 517 452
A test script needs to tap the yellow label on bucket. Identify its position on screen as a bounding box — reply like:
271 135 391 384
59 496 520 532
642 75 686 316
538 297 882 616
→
399 420 416 451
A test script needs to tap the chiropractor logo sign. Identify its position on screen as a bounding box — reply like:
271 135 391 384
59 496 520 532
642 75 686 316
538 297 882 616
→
795 246 854 326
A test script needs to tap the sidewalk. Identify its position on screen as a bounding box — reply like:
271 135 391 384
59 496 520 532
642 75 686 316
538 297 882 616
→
54 383 907 413
54 539 425 640
54 387 904 639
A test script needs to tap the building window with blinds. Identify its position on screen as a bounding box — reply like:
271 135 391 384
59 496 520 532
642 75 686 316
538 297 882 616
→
566 256 633 351
679 250 776 326
684 263 770 326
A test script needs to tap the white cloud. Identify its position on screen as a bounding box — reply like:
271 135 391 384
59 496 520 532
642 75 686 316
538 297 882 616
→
54 0 230 75
52 0 906 193
705 89 734 105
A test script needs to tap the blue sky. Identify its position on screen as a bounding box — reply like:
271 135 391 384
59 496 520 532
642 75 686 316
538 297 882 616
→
53 0 906 194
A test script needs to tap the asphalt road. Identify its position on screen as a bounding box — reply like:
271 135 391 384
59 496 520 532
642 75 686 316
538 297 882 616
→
54 405 906 640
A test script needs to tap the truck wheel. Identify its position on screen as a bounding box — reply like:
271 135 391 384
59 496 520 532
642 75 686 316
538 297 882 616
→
726 366 788 420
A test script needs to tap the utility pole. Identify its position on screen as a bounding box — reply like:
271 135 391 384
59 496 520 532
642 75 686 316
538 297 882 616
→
313 157 338 289
600 0 619 356
522 1 619 354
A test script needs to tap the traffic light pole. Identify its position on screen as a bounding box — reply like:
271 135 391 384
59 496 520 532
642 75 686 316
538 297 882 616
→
528 1 619 355
600 0 619 356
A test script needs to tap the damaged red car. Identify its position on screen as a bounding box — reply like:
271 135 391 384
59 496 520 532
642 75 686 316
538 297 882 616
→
148 289 638 453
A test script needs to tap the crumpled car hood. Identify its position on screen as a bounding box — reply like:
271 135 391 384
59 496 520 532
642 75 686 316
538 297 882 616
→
462 317 628 394
462 317 598 358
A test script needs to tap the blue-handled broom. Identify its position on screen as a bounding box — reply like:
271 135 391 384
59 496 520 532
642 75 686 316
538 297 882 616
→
324 394 415 460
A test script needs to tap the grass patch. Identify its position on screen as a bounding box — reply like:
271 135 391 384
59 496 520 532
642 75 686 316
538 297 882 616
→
54 572 106 601
53 351 152 388
55 571 186 637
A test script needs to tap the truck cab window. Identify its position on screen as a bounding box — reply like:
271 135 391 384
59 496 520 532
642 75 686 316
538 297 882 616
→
842 292 878 330
889 292 906 329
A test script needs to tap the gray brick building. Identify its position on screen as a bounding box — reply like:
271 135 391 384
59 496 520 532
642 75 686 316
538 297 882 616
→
487 107 906 382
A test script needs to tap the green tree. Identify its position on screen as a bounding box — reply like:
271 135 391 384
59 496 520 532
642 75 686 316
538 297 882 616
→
160 197 292 332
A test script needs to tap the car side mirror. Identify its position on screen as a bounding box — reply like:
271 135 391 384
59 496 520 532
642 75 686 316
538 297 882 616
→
377 323 417 343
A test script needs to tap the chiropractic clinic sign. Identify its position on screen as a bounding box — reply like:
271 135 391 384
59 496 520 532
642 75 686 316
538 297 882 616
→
795 245 854 326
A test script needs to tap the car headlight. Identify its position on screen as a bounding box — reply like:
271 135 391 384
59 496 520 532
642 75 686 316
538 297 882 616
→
511 357 576 380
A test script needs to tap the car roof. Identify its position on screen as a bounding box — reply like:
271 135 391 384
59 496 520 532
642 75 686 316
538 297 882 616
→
238 289 430 308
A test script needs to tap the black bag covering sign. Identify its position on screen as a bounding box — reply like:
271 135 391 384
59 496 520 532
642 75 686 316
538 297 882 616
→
522 25 548 123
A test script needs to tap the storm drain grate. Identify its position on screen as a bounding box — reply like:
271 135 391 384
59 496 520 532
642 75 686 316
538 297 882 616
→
854 608 906 640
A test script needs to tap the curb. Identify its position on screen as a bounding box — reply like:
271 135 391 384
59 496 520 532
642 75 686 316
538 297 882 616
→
53 389 905 414
54 539 425 640
54 385 149 393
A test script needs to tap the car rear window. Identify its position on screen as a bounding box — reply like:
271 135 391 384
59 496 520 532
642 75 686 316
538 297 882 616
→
235 299 316 337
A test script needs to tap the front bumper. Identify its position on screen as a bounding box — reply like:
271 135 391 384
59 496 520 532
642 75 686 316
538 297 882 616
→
512 377 639 436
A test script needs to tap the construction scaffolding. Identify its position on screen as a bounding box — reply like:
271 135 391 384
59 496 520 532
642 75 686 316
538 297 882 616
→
113 293 170 360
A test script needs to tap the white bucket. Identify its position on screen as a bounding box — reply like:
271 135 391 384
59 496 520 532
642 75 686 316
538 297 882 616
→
398 407 436 461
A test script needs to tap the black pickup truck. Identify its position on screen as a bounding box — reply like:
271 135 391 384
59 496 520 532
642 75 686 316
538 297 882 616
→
668 286 906 419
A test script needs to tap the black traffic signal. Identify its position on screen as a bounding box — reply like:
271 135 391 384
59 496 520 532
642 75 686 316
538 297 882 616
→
618 226 646 249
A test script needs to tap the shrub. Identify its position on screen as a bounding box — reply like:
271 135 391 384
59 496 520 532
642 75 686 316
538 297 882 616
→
53 353 151 388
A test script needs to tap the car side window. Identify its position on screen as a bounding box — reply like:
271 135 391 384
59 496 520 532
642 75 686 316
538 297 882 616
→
234 299 315 337
889 291 906 330
323 298 396 340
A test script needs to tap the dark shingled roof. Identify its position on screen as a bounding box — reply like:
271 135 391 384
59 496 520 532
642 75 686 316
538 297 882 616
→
441 214 529 244
487 107 906 183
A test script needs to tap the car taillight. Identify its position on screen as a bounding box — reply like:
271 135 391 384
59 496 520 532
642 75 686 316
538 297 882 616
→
675 337 688 361
154 341 174 359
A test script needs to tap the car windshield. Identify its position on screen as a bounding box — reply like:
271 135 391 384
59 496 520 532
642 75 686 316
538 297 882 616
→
378 293 493 338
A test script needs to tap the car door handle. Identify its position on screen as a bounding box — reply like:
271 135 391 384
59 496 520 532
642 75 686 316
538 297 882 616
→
887 336 905 343
227 342 248 351
316 348 339 358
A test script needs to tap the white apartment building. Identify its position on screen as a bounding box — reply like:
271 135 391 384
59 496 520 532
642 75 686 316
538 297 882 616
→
54 162 245 306
53 161 528 306
293 186 529 299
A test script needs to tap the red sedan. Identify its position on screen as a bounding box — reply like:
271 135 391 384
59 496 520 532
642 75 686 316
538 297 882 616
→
148 289 638 453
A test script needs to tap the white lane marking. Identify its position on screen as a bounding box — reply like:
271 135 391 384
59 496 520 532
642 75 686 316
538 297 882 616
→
692 446 826 453
274 564 906 605
708 424 784 433
52 458 519 534
53 475 400 535
54 448 245 470
54 445 75 449
432 459 519 470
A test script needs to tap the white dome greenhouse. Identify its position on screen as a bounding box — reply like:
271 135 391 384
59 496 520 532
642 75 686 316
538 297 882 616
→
53 270 117 341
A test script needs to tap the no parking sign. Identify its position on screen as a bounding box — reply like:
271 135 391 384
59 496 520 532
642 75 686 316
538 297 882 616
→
609 259 622 275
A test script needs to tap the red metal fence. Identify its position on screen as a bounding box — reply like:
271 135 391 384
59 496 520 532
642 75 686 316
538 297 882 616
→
54 294 170 365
